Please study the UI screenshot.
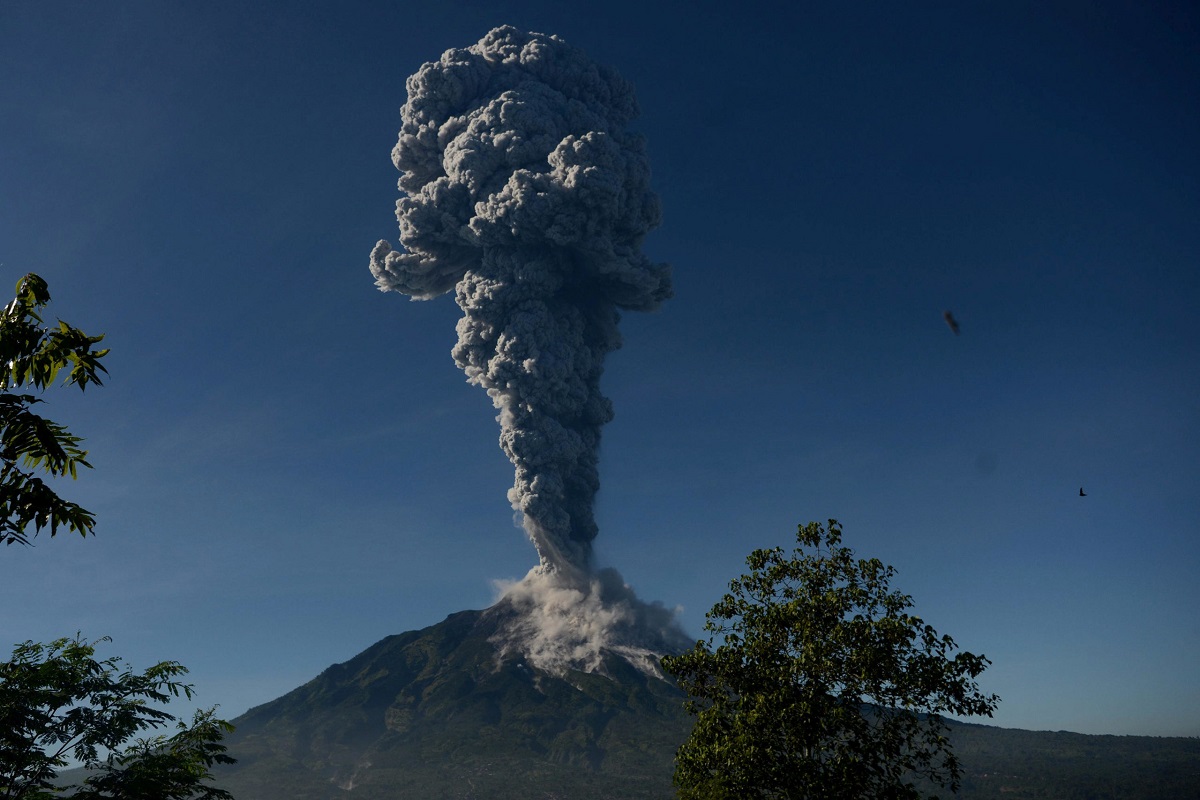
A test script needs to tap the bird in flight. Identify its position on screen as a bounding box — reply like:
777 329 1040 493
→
1079 487 1087 497
943 310 960 335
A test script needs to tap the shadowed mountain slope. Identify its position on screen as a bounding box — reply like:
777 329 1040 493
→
216 603 691 800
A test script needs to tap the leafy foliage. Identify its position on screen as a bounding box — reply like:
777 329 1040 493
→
662 520 1000 799
0 636 234 800
0 273 109 547
0 274 234 799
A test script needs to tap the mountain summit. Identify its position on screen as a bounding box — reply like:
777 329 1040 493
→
216 601 692 799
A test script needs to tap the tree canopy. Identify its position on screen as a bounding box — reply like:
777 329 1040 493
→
1 273 109 547
662 520 999 799
0 636 234 800
0 274 234 799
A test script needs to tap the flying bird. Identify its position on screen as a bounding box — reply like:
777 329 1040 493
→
943 310 960 335
1079 487 1087 497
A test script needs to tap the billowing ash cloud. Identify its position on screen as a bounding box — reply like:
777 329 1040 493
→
371 26 670 574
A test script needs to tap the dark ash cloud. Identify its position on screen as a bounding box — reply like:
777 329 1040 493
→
371 26 670 575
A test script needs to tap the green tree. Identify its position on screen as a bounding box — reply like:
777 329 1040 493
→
1 272 109 547
662 520 999 799
0 274 234 798
0 636 234 800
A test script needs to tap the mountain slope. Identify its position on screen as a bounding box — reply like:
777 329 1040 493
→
945 719 1200 799
216 604 691 800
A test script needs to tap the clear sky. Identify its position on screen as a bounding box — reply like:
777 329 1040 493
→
2 1 1197 738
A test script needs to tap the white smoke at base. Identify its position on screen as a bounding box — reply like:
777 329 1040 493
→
488 565 690 678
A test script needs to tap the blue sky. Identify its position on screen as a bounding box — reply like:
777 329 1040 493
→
2 1 1197 738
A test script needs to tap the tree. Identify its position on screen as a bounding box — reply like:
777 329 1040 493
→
0 274 234 798
0 636 234 800
662 520 999 799
1 272 109 547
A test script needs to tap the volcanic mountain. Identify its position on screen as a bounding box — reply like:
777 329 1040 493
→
214 600 693 800
212 600 1200 800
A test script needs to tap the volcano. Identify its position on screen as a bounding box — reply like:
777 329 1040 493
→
211 602 1200 800
214 600 692 800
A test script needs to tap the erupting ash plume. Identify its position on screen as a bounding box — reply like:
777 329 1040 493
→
371 26 685 674
371 26 670 577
